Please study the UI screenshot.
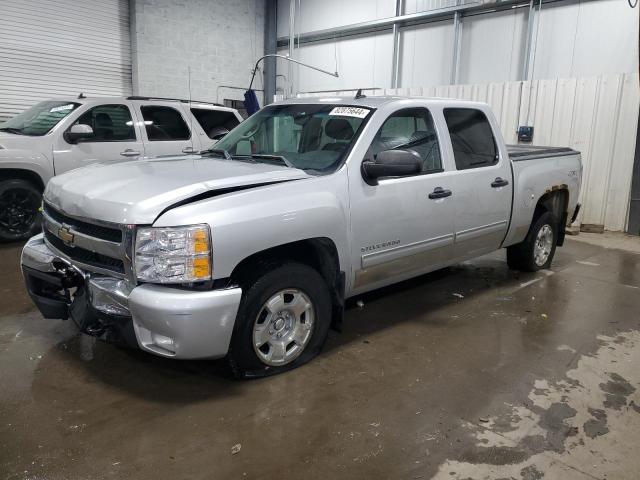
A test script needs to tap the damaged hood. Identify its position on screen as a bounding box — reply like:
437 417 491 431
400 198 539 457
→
44 155 311 224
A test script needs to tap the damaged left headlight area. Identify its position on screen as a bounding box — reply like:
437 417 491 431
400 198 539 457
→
134 224 212 284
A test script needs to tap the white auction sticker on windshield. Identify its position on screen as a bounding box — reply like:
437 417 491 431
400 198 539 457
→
329 106 370 118
49 104 74 113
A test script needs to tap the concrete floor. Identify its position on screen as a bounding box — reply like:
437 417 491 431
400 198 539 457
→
1 235 639 480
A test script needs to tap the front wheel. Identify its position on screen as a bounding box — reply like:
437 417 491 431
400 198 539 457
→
0 179 42 242
507 211 558 272
227 263 331 378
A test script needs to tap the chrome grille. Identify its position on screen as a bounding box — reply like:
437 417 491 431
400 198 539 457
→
43 203 122 243
44 230 125 274
42 202 133 279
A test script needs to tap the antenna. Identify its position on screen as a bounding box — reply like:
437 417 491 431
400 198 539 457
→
77 92 86 99
355 89 366 99
187 66 195 154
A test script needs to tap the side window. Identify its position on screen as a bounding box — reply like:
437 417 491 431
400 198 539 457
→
140 106 190 141
73 104 135 142
190 108 240 139
443 108 497 170
369 108 442 174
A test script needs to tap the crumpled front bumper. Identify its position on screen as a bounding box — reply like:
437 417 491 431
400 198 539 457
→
21 234 242 359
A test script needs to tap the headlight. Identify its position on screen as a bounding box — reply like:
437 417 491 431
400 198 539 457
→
134 225 211 283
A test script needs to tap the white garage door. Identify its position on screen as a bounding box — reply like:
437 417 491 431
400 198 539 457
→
0 0 132 121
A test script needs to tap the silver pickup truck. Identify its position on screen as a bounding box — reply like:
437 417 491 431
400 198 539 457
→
21 95 582 378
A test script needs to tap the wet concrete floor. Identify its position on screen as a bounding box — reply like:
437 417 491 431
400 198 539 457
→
1 237 639 480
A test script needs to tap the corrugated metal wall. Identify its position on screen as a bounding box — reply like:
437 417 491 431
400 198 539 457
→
300 73 640 232
0 0 132 121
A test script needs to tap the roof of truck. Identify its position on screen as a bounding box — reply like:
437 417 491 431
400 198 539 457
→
277 95 488 109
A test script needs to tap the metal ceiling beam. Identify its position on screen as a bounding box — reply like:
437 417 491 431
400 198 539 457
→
277 2 481 47
275 0 590 48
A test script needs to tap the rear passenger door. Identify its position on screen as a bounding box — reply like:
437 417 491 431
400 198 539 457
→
444 108 513 259
132 101 200 157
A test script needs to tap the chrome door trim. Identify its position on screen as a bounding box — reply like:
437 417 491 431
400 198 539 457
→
361 233 454 269
455 220 508 242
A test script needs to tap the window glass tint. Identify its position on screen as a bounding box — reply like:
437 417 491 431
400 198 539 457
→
74 104 135 141
444 108 497 170
190 108 240 139
0 101 80 136
140 106 190 141
369 108 442 173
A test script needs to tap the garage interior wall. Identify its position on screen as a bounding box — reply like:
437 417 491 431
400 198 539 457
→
130 0 265 104
278 0 640 232
0 0 132 122
275 0 637 91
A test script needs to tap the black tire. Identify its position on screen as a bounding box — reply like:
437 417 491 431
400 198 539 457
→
227 262 332 379
0 179 42 242
507 211 558 272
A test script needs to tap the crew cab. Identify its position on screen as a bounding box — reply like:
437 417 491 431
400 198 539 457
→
20 96 582 378
0 96 243 241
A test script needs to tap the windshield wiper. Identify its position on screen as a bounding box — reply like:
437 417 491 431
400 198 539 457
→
234 154 293 168
0 127 25 135
201 148 231 159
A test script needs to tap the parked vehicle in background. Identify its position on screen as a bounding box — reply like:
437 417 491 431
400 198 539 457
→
0 96 242 241
21 95 582 378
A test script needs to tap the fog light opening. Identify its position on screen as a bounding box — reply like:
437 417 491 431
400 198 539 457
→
151 333 176 354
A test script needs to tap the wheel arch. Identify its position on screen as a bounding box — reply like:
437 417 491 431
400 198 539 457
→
228 237 345 330
533 187 570 246
0 168 45 191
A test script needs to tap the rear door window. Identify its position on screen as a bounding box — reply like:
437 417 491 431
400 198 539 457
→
443 108 497 170
190 108 240 139
140 106 190 141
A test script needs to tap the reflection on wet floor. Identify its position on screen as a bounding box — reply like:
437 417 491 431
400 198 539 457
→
0 237 639 479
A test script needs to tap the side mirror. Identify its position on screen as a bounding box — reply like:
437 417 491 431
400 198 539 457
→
64 124 94 144
209 127 230 142
361 149 422 185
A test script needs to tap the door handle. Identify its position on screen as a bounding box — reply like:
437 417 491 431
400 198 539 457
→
120 149 140 157
428 187 452 199
182 146 196 154
491 177 509 188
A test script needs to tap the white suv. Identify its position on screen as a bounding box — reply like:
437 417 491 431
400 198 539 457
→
0 96 243 241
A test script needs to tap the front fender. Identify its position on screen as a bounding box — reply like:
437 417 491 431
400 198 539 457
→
0 149 53 185
153 174 350 279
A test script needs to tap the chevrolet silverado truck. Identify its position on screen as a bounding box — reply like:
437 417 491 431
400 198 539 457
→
0 96 242 242
21 96 582 378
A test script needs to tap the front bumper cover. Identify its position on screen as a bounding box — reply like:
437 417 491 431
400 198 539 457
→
21 234 242 359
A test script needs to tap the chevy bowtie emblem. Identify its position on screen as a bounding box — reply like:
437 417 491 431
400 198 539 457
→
57 226 75 246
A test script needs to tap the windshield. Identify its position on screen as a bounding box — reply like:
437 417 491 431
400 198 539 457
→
210 104 372 173
0 101 81 136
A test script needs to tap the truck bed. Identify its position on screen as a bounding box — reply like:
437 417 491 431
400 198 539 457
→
507 145 579 161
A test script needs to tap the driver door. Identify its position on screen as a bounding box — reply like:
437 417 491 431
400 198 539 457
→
348 107 456 294
53 102 144 175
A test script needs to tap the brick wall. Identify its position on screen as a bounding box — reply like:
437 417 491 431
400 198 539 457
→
131 0 265 104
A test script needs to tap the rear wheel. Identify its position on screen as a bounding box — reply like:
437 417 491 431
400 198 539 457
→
507 211 558 272
227 262 331 379
0 179 42 242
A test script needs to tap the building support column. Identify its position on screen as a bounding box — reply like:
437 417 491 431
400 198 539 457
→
522 0 536 80
391 0 404 89
450 6 462 85
263 0 277 105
